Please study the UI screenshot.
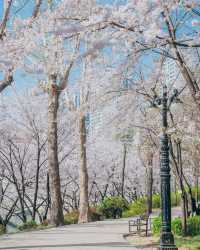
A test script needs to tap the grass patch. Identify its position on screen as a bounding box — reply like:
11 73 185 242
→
17 220 51 233
127 233 200 250
175 235 200 250
18 220 38 231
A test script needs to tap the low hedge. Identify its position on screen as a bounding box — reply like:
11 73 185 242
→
64 207 103 225
152 216 200 236
64 210 79 225
171 192 181 207
90 207 103 221
191 187 200 201
122 192 181 218
152 194 160 209
187 216 200 236
152 192 181 209
0 225 6 235
99 196 128 219
152 216 162 235
122 197 146 218
18 220 38 231
153 217 182 236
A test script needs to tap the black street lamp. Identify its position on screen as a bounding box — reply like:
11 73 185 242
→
152 85 179 250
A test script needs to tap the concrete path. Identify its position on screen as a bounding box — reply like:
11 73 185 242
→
0 219 136 250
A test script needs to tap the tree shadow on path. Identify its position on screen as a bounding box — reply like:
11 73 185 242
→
0 241 133 249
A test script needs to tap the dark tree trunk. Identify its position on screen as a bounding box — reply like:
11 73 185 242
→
47 81 64 226
181 192 188 236
146 153 153 216
121 144 127 198
32 137 41 221
195 175 199 203
169 139 188 235
43 173 50 221
176 141 188 235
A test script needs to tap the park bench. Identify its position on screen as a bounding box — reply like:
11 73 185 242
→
128 214 152 236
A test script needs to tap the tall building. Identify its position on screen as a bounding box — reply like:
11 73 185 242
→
163 58 178 86
163 49 200 89
89 109 103 135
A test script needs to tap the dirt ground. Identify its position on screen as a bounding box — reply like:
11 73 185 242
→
126 234 159 250
126 234 189 250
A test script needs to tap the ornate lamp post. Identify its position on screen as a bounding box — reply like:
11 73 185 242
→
152 85 179 250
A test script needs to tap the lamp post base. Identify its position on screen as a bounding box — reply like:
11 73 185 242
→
158 232 178 250
158 246 178 250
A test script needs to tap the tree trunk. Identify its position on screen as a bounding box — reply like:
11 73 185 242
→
169 139 188 234
32 137 40 221
146 153 153 216
0 172 3 205
196 176 199 203
78 114 90 223
121 144 127 198
181 192 188 236
187 185 196 216
174 181 179 206
177 175 189 235
47 83 64 226
177 141 189 234
43 173 50 221
194 165 199 204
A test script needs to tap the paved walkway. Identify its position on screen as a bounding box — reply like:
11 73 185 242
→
0 219 136 250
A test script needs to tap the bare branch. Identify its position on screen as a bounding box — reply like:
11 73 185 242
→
0 0 13 40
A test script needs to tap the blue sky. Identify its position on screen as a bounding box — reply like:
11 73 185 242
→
0 0 37 96
0 0 120 97
0 1 3 17
1 1 199 97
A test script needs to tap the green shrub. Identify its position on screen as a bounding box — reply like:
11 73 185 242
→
123 192 180 219
41 219 49 227
152 192 181 209
152 194 160 209
64 207 104 225
99 196 128 219
122 197 146 218
171 192 181 207
64 207 103 225
122 194 162 218
172 218 182 236
64 210 79 225
90 207 103 221
152 216 200 236
187 216 200 236
0 225 6 235
18 220 38 231
152 217 182 235
152 217 162 235
191 187 200 201
121 190 183 219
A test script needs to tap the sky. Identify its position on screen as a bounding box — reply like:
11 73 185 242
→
0 0 78 97
0 0 199 99
0 1 3 17
0 0 122 98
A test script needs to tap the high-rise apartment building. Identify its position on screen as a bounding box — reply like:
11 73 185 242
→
163 58 178 86
163 49 200 88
